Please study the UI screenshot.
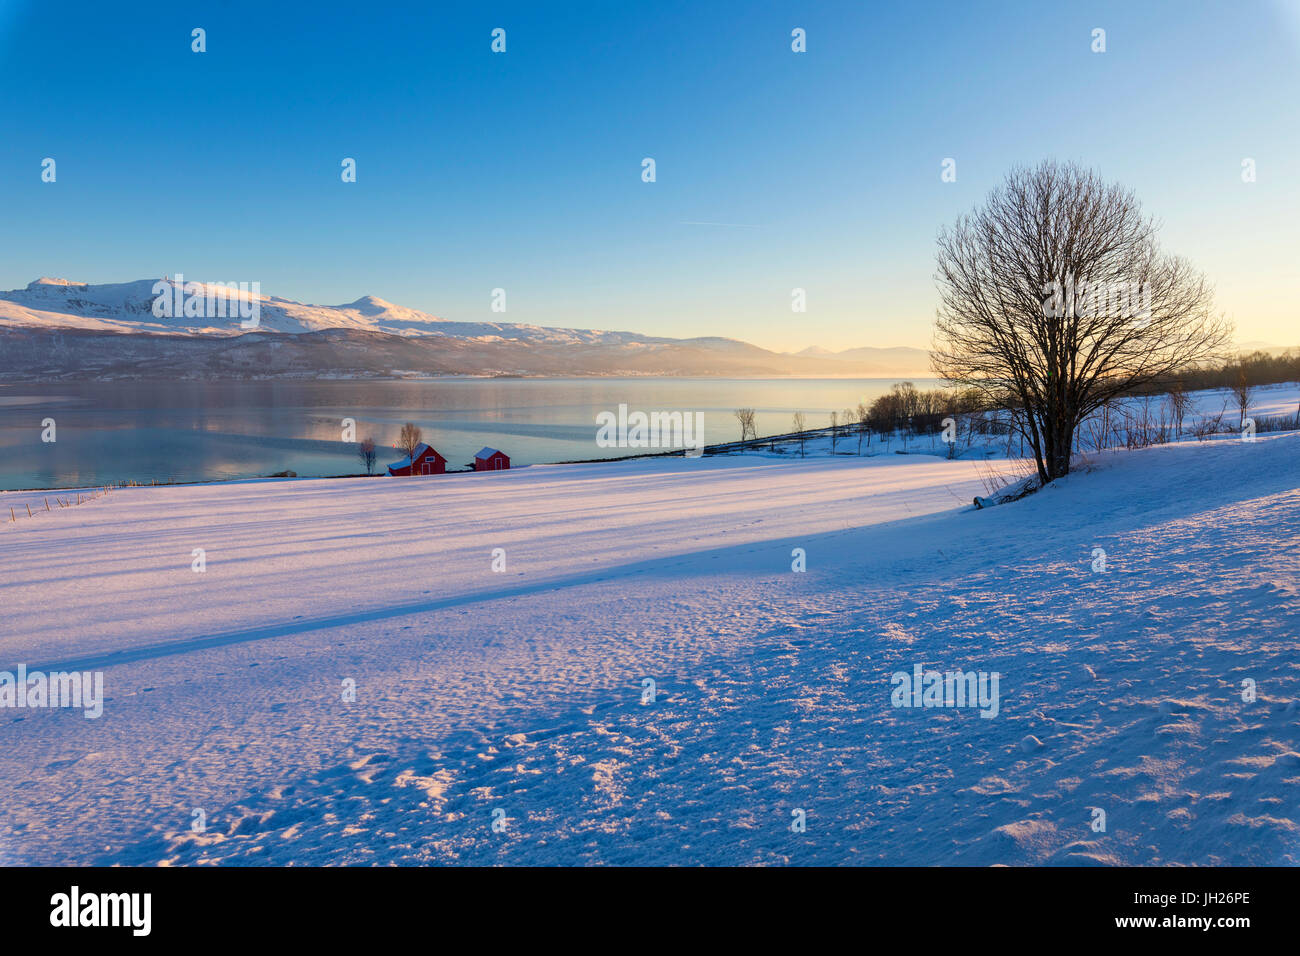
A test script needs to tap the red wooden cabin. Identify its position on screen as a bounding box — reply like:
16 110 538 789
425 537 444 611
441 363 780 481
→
387 443 447 476
473 447 510 471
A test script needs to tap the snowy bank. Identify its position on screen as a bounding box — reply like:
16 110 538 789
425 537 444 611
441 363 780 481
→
0 434 1297 865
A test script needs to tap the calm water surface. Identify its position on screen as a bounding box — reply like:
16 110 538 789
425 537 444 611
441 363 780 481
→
0 378 940 490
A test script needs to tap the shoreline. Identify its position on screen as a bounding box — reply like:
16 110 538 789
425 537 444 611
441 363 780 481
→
3 380 1297 495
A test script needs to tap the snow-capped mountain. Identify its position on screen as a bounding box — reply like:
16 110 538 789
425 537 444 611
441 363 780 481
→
0 277 934 380
0 276 663 344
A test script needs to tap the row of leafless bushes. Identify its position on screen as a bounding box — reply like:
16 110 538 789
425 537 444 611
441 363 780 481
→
739 372 1300 461
835 382 989 456
1085 376 1300 451
750 383 984 457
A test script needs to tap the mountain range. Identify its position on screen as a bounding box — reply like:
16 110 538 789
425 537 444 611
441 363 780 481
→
0 277 934 381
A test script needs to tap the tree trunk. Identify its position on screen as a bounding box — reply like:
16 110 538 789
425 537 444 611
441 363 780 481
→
1042 417 1073 481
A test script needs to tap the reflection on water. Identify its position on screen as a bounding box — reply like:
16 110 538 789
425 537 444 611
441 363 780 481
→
0 378 940 490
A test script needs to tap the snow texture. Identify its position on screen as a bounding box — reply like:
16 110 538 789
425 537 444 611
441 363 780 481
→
0 429 1297 865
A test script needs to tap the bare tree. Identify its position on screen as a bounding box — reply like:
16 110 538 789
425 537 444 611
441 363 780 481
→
1229 365 1253 429
792 411 806 457
829 410 839 454
867 393 891 450
358 436 377 475
397 422 423 475
1166 383 1192 438
855 402 870 454
932 160 1230 484
893 382 919 423
734 407 756 444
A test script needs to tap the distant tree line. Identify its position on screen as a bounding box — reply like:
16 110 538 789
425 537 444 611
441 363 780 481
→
1127 348 1300 396
864 382 969 438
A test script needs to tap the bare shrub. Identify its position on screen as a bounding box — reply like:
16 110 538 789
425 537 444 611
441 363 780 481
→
734 408 756 443
397 423 423 474
358 436 377 475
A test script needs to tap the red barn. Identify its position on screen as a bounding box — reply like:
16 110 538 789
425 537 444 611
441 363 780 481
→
473 447 510 471
387 443 447 476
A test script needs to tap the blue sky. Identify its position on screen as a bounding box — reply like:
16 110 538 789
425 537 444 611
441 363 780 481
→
1 0 1297 351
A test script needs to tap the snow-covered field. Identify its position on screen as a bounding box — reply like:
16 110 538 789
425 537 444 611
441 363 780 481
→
1 422 1298 865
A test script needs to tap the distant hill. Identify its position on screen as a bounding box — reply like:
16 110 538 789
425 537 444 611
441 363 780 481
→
0 277 934 381
795 344 933 372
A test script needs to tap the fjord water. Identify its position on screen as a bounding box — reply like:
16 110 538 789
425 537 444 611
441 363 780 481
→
0 378 939 490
